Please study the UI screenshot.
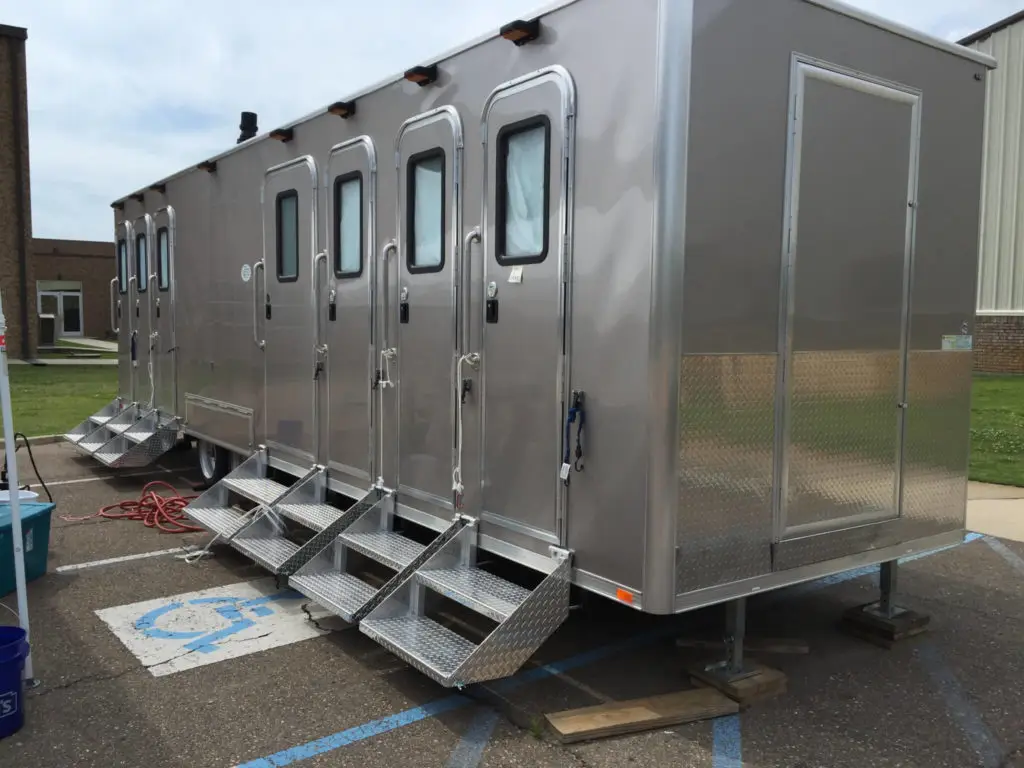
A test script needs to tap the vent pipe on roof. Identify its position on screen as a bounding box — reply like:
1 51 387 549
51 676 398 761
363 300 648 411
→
238 111 258 143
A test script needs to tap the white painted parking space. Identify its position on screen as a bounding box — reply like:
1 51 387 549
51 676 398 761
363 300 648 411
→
96 578 332 677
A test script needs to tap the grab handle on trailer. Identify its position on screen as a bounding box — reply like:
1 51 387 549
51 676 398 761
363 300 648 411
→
461 228 481 354
381 241 397 348
252 261 265 349
109 278 119 333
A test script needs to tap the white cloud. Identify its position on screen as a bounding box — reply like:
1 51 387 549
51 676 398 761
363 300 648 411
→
3 0 1018 241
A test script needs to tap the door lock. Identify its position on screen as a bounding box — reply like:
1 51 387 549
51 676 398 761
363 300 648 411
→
156 297 161 319
328 289 337 322
461 378 473 404
265 294 272 320
486 298 499 324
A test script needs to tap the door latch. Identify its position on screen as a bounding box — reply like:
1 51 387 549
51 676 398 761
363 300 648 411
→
265 294 272 320
328 289 337 322
461 379 473 404
136 300 140 318
156 297 161 319
314 345 328 381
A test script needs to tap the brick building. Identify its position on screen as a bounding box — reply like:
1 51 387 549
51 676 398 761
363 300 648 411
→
33 238 115 342
0 23 34 359
963 13 1024 374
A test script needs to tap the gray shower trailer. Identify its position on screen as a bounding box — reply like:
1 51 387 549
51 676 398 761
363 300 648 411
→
65 0 994 686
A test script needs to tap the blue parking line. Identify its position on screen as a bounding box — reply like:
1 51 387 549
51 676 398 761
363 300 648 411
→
712 715 742 768
446 708 500 768
239 533 983 767
916 641 1004 768
984 536 1024 577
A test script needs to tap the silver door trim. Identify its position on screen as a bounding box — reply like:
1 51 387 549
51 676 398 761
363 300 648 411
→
154 205 178 415
261 154 319 462
393 106 464 506
132 214 155 408
774 55 923 540
327 136 378 482
480 511 561 546
479 65 577 545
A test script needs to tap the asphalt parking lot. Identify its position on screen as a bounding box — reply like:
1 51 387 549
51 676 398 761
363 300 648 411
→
1 442 1022 767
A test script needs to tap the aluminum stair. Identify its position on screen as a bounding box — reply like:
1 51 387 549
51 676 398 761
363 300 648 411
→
184 450 376 576
64 399 125 444
360 525 572 687
65 400 180 468
290 497 464 624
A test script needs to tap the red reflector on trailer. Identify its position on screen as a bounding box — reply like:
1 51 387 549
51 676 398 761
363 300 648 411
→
616 589 634 605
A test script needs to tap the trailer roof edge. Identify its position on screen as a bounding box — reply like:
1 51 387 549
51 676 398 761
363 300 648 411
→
122 0 995 201
121 0 582 199
803 0 997 69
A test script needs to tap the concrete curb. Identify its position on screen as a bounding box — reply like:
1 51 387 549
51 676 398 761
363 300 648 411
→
0 434 63 450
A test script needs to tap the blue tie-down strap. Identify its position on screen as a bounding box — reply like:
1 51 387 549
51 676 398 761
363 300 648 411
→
562 391 586 484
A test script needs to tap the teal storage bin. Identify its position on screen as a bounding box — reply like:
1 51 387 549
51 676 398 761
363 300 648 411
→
0 503 54 597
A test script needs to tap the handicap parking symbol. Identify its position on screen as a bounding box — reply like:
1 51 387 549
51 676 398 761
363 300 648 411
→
133 589 305 654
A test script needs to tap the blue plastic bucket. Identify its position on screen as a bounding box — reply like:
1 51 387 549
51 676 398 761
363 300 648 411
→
0 626 29 739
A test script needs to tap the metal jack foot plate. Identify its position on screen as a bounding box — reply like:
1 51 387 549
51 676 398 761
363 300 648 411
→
687 662 787 707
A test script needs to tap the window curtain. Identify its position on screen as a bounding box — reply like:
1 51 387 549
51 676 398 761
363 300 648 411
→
504 126 546 258
338 178 362 274
413 156 444 267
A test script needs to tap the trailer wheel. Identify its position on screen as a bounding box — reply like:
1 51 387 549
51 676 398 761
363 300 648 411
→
197 439 231 484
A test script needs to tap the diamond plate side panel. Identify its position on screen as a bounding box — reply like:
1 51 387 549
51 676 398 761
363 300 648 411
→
900 351 971 534
784 351 901 533
452 553 571 686
278 491 380 577
675 355 775 594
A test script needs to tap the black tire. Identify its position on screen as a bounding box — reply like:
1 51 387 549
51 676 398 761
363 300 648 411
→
197 439 231 484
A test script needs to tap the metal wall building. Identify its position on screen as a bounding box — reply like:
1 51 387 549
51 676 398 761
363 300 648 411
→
963 12 1024 372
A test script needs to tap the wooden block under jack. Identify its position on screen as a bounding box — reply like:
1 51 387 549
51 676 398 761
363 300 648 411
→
839 603 930 649
545 687 739 744
687 662 787 707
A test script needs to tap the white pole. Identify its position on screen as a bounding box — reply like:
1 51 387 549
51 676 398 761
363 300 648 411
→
0 292 33 681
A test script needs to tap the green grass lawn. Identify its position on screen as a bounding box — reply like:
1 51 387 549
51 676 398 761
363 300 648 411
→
970 376 1024 487
7 365 117 437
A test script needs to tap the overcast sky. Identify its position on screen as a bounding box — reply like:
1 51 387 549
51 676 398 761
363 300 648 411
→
4 0 1019 241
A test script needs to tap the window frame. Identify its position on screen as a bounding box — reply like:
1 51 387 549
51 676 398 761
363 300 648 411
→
495 116 552 267
135 232 148 293
333 171 364 279
275 189 300 283
406 147 447 275
117 239 128 295
157 226 171 292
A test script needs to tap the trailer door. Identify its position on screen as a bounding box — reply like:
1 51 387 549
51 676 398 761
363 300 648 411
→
776 59 921 564
325 138 376 485
131 215 154 408
391 108 462 512
478 68 576 544
262 157 319 465
114 221 133 402
152 207 177 415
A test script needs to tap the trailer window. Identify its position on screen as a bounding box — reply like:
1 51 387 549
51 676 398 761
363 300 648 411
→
157 227 170 291
136 233 148 293
407 150 445 273
497 119 550 265
276 190 299 282
334 173 362 278
117 239 128 295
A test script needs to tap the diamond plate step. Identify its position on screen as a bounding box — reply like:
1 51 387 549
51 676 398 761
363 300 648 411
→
235 536 301 572
107 421 134 435
187 506 251 538
222 476 290 507
78 435 110 453
90 414 113 425
277 503 344 532
341 530 425 571
361 615 476 680
417 567 531 623
290 571 376 620
64 431 87 444
93 446 126 465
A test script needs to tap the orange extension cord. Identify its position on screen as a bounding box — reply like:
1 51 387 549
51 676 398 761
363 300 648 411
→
61 480 202 534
